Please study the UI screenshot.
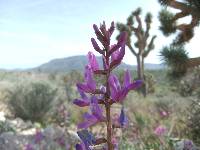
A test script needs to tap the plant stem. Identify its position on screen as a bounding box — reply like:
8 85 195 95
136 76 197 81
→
106 104 113 150
105 50 113 150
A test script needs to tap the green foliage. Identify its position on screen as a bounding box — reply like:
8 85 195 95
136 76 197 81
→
160 45 189 78
189 0 200 11
158 0 200 44
119 137 136 150
9 82 57 123
145 13 152 24
0 121 15 134
159 9 176 36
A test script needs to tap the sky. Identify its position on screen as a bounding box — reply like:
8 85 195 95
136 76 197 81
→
0 0 199 69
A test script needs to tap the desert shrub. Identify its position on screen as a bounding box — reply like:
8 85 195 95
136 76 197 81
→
9 82 57 123
0 121 15 133
62 70 83 102
187 99 200 145
178 67 200 96
144 73 156 94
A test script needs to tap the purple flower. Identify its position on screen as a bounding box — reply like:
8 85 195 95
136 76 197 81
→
78 96 105 129
160 111 169 118
109 70 142 102
112 137 119 150
110 45 125 69
77 129 96 149
75 143 86 150
87 51 99 72
154 125 167 136
109 31 127 56
77 66 96 93
184 139 194 149
73 86 90 107
34 130 44 144
25 144 34 150
119 107 128 127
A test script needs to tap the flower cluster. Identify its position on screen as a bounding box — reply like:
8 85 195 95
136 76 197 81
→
73 21 142 150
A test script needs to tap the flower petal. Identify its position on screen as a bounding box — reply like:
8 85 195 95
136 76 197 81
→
77 113 98 129
77 85 88 100
73 99 90 107
110 45 125 69
78 66 96 93
123 70 131 88
75 143 86 150
118 88 129 102
90 96 104 120
85 66 96 91
77 130 96 146
87 51 99 71
127 80 143 90
109 74 121 101
119 107 128 127
117 31 127 46
109 74 121 91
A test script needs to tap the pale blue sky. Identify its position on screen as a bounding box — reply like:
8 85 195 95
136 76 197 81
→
0 0 199 69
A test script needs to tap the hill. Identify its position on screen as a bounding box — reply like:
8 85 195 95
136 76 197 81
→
31 55 164 73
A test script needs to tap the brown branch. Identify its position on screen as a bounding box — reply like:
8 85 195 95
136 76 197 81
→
176 23 194 31
173 11 189 21
169 1 192 13
143 35 156 58
169 0 199 17
127 44 137 56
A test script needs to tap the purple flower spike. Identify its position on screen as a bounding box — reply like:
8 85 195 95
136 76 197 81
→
78 96 105 129
77 66 96 93
88 51 99 72
73 86 90 107
119 107 128 127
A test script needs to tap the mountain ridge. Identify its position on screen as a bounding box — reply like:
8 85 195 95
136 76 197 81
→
31 55 164 73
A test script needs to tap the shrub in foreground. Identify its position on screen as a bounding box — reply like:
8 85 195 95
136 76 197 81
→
9 82 57 123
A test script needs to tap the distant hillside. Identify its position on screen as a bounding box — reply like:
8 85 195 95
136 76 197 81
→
31 55 164 73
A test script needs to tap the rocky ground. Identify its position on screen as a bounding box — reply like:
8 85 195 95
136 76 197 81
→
0 111 80 150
